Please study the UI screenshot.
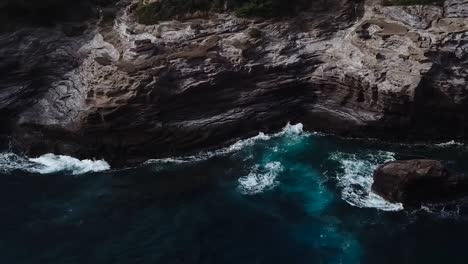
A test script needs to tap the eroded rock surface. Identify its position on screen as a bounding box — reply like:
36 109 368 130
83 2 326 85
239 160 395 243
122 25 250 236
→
1 0 467 165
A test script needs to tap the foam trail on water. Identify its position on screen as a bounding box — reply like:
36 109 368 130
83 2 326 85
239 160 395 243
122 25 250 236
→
0 152 110 175
0 152 36 173
237 162 283 195
29 154 110 175
146 123 305 164
435 140 464 147
146 132 272 164
330 151 403 211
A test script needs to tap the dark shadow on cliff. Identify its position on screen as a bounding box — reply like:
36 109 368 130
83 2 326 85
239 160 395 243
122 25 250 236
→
0 0 118 30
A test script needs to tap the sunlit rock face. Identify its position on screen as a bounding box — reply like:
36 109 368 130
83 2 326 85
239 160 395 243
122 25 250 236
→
0 0 118 140
1 0 467 166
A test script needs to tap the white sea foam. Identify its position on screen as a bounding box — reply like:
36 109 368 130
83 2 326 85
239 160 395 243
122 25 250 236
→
435 140 464 147
330 151 403 211
275 123 305 137
29 154 110 175
146 123 305 164
237 162 283 195
146 132 272 164
0 152 36 173
418 204 461 218
0 152 110 175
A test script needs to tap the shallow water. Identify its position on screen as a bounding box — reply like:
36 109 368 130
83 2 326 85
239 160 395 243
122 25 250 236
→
2 124 468 264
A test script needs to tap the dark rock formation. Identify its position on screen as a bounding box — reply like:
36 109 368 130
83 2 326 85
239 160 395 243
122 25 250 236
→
0 0 467 166
372 159 468 206
0 0 118 30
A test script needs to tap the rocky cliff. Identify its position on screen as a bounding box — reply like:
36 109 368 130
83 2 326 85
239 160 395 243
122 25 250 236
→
1 0 467 165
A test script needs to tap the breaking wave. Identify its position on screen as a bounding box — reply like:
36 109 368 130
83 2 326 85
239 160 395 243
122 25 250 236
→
237 162 283 195
0 152 110 175
435 140 464 147
330 151 403 212
146 123 306 164
29 154 110 175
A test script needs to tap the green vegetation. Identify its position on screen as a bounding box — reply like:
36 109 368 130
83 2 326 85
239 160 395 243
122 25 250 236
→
382 0 444 6
135 0 309 24
136 0 224 25
235 0 307 18
235 0 278 18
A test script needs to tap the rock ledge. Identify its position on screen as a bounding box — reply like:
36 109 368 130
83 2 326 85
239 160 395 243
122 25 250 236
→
372 159 468 206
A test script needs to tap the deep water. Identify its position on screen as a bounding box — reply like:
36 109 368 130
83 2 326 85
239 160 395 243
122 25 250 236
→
2 124 468 264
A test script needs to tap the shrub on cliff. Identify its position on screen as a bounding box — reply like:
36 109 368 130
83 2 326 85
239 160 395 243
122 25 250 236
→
136 0 225 24
135 0 309 24
235 0 308 18
382 0 444 6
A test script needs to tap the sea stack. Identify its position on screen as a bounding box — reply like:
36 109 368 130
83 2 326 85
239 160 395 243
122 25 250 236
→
372 159 468 207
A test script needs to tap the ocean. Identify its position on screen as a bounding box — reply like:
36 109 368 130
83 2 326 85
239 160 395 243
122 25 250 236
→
2 123 468 263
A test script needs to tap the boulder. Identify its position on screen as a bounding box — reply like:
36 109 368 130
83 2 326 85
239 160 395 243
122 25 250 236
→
372 159 468 207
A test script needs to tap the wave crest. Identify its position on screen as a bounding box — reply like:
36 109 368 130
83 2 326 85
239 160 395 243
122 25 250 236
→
0 153 110 175
435 140 464 147
29 154 110 175
146 123 305 164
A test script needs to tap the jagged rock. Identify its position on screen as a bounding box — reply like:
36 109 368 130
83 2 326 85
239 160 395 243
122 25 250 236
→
372 159 468 206
445 0 468 18
0 0 468 166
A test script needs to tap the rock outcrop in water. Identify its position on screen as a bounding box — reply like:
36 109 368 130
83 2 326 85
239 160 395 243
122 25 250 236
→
372 159 468 206
0 0 467 165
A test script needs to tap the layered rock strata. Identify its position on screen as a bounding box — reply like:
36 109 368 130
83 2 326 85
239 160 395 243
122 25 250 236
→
1 0 467 165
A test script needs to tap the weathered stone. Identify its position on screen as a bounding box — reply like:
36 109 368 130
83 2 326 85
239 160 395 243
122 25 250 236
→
0 0 467 166
372 159 468 207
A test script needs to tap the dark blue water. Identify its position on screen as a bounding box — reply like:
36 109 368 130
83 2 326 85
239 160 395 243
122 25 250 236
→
2 124 468 264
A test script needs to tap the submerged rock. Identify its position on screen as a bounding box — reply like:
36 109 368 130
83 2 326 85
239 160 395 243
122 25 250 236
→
372 159 468 207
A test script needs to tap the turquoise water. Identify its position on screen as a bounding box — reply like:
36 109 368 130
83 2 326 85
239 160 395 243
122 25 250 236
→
2 124 468 263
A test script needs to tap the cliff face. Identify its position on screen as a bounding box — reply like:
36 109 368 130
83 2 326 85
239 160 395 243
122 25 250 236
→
1 0 467 165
